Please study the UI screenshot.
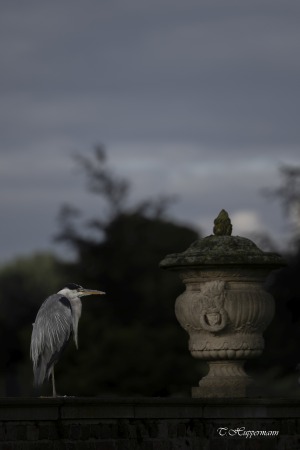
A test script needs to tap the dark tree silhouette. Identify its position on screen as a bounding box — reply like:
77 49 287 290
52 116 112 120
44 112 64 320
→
52 146 202 396
246 164 300 395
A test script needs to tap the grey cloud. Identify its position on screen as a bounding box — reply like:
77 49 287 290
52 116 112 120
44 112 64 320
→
0 1 300 261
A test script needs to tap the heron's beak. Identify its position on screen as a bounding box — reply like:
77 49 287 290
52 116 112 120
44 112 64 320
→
80 288 106 297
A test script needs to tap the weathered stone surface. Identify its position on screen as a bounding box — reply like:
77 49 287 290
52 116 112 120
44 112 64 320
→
160 235 284 269
213 209 233 236
0 398 299 449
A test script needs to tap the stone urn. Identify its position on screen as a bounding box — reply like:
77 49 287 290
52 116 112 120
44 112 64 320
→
160 210 285 397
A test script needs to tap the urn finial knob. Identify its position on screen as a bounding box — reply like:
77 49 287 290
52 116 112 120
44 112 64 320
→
213 209 232 236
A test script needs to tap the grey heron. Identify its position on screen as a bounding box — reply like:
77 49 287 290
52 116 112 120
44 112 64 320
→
30 283 105 397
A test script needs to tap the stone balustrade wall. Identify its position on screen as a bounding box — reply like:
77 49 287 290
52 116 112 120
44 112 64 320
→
0 397 299 449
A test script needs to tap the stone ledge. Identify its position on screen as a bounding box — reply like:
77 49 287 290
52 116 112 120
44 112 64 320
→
1 399 300 449
1 397 300 421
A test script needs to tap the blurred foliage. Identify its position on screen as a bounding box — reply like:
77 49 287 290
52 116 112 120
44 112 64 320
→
54 210 202 397
0 147 202 397
246 247 300 395
263 164 300 245
246 164 300 395
52 146 202 397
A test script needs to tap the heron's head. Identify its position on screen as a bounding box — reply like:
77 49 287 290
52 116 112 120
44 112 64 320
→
58 283 106 300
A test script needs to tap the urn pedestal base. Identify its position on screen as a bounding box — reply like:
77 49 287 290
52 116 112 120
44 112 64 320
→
192 361 252 398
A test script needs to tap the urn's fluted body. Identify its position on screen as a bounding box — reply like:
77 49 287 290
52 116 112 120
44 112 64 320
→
160 231 285 398
176 275 275 360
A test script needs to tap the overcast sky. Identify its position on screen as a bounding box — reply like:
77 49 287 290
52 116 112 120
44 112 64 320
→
1 0 300 263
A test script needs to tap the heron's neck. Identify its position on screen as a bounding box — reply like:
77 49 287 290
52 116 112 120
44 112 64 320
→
69 297 82 349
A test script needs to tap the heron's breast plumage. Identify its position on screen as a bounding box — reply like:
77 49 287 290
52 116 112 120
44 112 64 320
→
30 294 74 374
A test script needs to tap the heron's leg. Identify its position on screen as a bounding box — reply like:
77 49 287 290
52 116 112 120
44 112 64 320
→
51 367 57 397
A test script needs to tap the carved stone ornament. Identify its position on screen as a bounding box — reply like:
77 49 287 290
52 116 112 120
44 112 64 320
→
160 210 286 398
213 209 232 236
198 281 228 332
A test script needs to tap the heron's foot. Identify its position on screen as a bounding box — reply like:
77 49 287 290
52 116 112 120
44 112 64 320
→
54 394 76 398
38 394 75 398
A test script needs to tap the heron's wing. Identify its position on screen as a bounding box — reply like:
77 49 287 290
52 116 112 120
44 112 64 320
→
30 294 73 386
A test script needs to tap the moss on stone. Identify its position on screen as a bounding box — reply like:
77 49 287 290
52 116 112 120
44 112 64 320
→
160 235 285 269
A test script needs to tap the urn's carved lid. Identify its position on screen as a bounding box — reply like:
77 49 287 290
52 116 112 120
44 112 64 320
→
160 210 285 270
